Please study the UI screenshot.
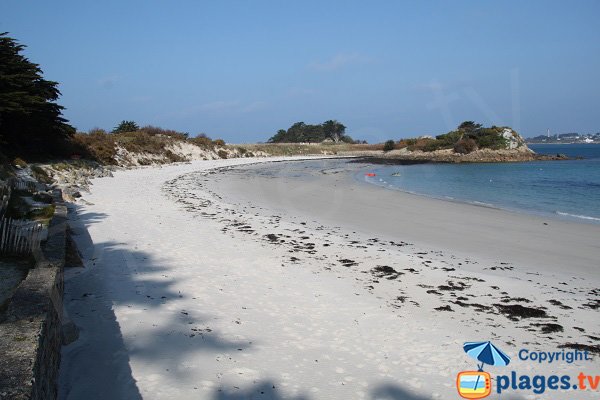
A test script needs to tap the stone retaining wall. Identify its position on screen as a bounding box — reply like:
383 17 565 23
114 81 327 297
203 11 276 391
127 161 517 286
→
0 191 67 400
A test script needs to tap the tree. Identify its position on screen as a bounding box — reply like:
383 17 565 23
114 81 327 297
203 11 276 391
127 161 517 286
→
322 120 346 142
112 120 139 133
0 32 75 158
268 120 351 143
458 121 482 133
383 140 395 152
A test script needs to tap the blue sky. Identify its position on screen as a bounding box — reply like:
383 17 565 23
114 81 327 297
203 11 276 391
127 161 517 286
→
2 1 599 142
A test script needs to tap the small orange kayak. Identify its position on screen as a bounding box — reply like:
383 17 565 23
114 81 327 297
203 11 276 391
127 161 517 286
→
365 173 376 177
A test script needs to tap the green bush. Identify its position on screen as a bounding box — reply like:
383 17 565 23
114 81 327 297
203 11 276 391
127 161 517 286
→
112 120 139 133
383 140 395 152
398 122 512 153
31 165 53 184
422 140 447 152
435 131 462 146
217 150 228 159
473 128 507 149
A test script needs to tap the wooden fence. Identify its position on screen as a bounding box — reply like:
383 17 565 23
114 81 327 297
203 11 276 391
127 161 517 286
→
0 178 47 255
0 184 10 218
8 178 39 192
0 217 44 255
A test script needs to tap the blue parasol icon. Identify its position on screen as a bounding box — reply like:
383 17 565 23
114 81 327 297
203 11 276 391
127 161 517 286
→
463 341 511 371
463 341 511 393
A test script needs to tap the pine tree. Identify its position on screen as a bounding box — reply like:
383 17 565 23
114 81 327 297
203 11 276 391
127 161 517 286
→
112 120 139 133
0 32 75 158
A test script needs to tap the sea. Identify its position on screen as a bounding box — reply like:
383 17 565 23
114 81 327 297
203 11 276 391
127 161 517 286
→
359 144 600 224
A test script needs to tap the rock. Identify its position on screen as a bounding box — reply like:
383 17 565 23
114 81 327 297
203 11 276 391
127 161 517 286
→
501 128 528 150
32 191 53 204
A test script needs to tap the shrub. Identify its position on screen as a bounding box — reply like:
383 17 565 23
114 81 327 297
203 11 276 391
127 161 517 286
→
405 138 445 152
383 140 395 152
435 131 462 146
140 125 188 141
188 134 214 149
217 150 228 159
165 150 186 163
118 131 166 154
473 128 507 149
453 138 478 154
422 140 446 152
213 139 226 147
29 204 56 221
112 120 139 133
12 157 27 168
73 130 117 164
31 165 53 184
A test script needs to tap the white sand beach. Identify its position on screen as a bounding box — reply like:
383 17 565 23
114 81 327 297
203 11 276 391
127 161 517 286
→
59 158 600 400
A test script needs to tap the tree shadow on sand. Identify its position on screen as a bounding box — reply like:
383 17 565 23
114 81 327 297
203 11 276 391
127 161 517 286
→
61 206 528 400
212 380 309 400
59 206 250 400
371 382 528 400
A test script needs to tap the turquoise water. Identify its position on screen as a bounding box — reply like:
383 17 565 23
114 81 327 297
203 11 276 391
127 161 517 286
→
361 144 600 223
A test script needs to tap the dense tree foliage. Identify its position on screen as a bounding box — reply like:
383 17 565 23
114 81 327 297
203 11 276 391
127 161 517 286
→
383 140 395 152
268 120 352 143
430 122 508 152
112 120 140 133
0 33 76 158
394 122 511 153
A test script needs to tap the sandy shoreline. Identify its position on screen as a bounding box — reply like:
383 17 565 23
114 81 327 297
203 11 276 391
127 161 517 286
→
208 159 600 278
59 157 599 400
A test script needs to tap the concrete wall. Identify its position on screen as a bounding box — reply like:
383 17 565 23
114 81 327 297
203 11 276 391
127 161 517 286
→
0 194 67 400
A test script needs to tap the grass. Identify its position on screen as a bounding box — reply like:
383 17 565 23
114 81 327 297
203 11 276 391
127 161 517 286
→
30 165 53 184
29 204 55 222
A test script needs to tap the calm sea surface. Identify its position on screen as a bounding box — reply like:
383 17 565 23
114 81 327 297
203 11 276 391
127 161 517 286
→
360 144 600 223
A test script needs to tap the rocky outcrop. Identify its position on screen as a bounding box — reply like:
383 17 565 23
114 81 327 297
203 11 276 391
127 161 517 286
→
350 148 571 164
345 128 573 163
501 128 527 150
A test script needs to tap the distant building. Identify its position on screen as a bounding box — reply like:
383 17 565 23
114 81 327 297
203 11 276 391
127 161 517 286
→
558 133 579 140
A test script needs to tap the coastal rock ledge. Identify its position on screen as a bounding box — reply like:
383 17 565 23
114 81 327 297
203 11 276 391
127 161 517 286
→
346 127 572 163
363 147 570 164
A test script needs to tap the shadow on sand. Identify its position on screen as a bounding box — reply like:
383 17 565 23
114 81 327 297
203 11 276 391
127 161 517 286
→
60 205 528 400
59 206 248 400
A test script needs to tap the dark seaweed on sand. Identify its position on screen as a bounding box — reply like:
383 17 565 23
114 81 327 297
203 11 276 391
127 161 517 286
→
532 323 564 334
494 304 548 321
559 343 600 355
